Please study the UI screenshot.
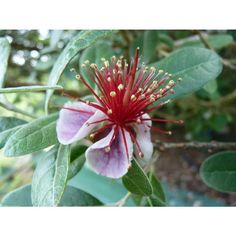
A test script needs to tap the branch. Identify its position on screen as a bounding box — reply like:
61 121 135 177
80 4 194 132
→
154 140 236 151
196 30 236 70
5 80 88 97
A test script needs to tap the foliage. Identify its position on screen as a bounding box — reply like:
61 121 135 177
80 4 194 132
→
0 30 235 206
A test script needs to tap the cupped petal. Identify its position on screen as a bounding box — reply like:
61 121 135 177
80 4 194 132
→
133 114 153 164
86 127 133 179
56 101 106 145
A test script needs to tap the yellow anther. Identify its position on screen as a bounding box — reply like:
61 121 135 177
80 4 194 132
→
150 66 156 72
168 80 175 86
178 77 183 82
104 61 109 67
158 69 164 74
130 94 137 101
138 88 143 92
165 85 170 90
150 95 155 102
90 63 97 69
84 60 90 64
110 91 116 97
81 63 86 67
90 133 95 139
118 84 124 90
107 77 111 82
168 73 172 77
139 152 144 158
107 109 113 115
76 75 81 80
168 131 172 135
136 118 141 124
116 60 122 67
101 57 106 62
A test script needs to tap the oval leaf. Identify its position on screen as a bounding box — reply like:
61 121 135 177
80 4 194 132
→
31 144 71 206
0 116 26 133
45 30 114 112
148 172 167 206
200 151 236 193
4 113 58 157
1 185 32 206
1 185 102 206
60 186 102 206
150 47 223 101
122 159 153 196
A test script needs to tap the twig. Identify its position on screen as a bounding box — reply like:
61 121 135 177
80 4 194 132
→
0 99 35 118
154 140 236 151
5 81 87 97
196 30 236 70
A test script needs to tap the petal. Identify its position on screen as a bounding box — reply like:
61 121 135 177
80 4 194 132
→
86 127 133 179
133 114 153 164
56 101 106 145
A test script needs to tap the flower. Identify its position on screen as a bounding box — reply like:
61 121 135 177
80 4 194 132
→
56 48 182 179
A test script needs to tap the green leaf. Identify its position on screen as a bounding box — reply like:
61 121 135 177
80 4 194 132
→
182 34 233 50
122 159 153 196
0 126 22 149
150 47 222 101
200 151 236 193
45 30 114 112
31 144 71 206
79 42 114 88
0 116 26 133
0 38 10 88
1 185 32 206
68 145 87 180
69 166 135 205
4 113 58 157
130 30 158 64
0 117 27 149
1 185 102 206
59 186 102 206
0 85 62 94
147 172 167 206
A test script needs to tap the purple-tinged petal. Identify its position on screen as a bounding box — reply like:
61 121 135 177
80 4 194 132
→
86 127 133 179
56 101 106 145
133 114 153 164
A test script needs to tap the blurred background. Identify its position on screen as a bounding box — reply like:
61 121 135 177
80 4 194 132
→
0 30 236 206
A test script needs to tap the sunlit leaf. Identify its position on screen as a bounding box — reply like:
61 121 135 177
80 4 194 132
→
31 144 71 206
1 185 102 206
45 30 114 112
150 47 223 101
4 113 58 157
